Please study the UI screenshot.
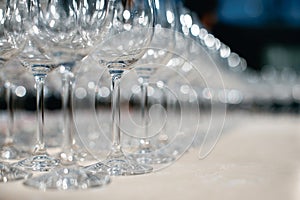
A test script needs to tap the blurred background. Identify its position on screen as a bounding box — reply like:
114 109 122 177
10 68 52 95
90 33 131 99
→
184 0 300 72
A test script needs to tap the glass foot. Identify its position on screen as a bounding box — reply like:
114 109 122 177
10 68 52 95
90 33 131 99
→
0 162 32 183
58 145 93 164
85 155 153 176
17 154 60 172
0 145 29 160
128 150 175 164
23 166 111 190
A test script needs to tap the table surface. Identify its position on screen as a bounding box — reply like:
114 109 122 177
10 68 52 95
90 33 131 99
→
1 112 300 200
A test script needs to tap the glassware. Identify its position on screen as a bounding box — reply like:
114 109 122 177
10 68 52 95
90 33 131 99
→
85 0 156 176
0 161 31 182
0 0 32 182
16 40 60 172
27 0 109 165
22 0 111 190
15 0 60 171
0 78 26 160
0 59 30 160
29 0 86 165
128 0 179 165
0 0 29 159
173 2 231 159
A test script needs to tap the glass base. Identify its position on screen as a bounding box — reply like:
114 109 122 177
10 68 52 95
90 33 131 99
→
0 145 29 160
23 166 111 190
85 154 153 176
0 162 32 183
58 145 92 164
128 149 175 165
17 154 60 172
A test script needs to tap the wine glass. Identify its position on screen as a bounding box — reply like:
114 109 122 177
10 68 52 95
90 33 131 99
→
13 0 62 171
27 0 109 164
0 58 31 160
0 0 32 182
0 0 29 160
21 0 111 190
0 71 25 160
171 1 233 158
127 0 179 165
85 0 156 176
16 39 61 172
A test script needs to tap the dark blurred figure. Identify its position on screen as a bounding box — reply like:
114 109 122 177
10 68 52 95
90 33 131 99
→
183 0 218 31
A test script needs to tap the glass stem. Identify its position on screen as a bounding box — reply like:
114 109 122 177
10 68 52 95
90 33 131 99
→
161 87 168 134
61 71 76 164
140 80 150 148
33 75 47 155
4 81 14 146
109 70 124 157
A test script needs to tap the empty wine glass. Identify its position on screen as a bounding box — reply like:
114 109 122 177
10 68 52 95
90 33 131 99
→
0 0 29 160
128 0 179 165
27 0 84 165
28 0 109 164
16 41 60 172
14 0 61 171
0 58 30 160
85 0 156 176
21 0 111 190
0 0 32 182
